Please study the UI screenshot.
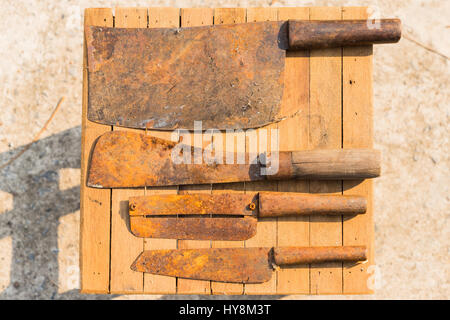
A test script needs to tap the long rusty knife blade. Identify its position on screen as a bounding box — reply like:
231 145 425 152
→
131 248 273 283
130 216 257 241
85 22 288 130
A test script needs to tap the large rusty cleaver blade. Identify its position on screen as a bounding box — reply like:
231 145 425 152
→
85 19 401 130
131 246 367 283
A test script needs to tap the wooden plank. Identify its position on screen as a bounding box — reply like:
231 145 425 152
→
342 7 374 294
177 7 214 295
214 7 246 25
244 7 278 295
142 7 180 295
114 7 147 27
109 7 147 294
210 7 246 296
80 8 113 294
309 7 343 294
276 7 310 295
148 7 180 28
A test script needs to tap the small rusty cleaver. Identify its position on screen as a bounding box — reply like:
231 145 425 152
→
86 19 401 130
131 246 367 283
87 131 381 188
128 192 366 240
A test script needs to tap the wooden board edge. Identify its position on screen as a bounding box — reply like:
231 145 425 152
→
80 6 375 295
342 6 375 295
80 7 113 294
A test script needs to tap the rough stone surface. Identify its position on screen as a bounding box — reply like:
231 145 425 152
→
0 0 448 299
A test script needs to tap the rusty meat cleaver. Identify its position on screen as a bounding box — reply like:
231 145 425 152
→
131 246 367 283
86 19 401 130
87 131 381 188
128 192 366 240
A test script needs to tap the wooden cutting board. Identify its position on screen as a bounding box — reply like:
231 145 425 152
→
80 6 374 295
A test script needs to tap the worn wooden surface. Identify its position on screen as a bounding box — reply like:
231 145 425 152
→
342 7 374 294
80 7 374 295
308 7 343 295
80 8 113 294
276 7 311 294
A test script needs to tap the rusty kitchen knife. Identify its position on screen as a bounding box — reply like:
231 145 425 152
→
86 131 381 188
128 192 367 240
86 19 401 130
131 246 367 283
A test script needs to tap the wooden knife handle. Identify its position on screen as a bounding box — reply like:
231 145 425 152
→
273 246 367 266
288 19 401 49
268 149 380 180
258 192 366 217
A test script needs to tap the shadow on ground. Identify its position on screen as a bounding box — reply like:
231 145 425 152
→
0 126 284 299
0 126 114 299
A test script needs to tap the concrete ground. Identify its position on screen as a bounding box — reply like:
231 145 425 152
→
0 0 448 300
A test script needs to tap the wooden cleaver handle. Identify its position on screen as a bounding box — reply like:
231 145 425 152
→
258 192 366 217
273 246 367 266
288 19 401 49
268 149 380 180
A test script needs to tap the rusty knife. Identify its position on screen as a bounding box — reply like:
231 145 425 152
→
128 192 366 240
86 19 401 130
131 246 367 283
87 131 381 188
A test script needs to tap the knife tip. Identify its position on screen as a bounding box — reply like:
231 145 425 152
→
130 257 140 272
